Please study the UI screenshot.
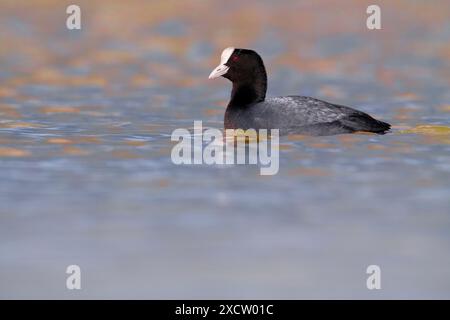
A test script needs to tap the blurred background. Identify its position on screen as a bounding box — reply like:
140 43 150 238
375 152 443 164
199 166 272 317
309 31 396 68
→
0 0 449 298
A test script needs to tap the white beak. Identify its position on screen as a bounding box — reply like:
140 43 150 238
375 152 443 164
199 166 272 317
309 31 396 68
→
208 47 235 79
208 64 230 79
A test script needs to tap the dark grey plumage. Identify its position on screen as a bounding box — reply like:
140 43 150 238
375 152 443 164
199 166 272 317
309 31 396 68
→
225 96 391 136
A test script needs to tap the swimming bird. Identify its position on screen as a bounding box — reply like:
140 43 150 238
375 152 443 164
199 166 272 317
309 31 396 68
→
208 47 391 136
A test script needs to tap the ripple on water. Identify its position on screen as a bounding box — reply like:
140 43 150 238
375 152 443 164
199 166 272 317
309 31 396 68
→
1 0 450 299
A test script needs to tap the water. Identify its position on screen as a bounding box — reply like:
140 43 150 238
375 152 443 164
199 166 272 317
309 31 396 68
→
1 0 450 298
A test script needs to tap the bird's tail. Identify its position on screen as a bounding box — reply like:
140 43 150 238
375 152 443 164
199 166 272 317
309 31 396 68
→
340 113 391 134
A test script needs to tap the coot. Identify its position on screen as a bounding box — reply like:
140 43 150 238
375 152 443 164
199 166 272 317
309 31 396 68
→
208 47 391 136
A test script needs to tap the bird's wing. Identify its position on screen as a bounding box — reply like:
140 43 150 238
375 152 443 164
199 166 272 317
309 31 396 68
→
251 96 352 128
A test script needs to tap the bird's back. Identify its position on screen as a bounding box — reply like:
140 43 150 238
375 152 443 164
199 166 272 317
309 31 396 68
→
225 96 390 136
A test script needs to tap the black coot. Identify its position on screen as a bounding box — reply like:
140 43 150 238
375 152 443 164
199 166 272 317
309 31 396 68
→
208 47 391 136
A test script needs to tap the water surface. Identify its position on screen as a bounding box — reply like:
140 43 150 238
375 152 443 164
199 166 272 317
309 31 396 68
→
1 0 450 298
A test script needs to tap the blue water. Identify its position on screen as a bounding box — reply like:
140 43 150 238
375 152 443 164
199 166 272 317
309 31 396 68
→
0 0 450 298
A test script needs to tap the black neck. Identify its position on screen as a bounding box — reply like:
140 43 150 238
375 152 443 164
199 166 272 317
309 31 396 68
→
229 71 267 107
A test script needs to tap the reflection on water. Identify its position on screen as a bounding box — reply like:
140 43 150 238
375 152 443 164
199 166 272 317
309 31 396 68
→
1 0 450 298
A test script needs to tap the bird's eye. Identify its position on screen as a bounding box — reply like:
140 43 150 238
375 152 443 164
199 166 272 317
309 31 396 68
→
232 55 239 62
